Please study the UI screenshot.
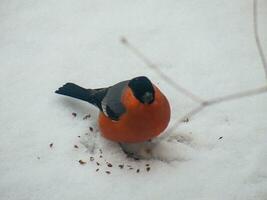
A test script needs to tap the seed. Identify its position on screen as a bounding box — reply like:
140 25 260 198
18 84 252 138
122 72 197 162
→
146 167 151 172
120 37 127 44
183 118 189 123
83 114 91 120
105 171 111 174
79 160 86 165
90 157 94 161
74 145 79 148
72 112 77 117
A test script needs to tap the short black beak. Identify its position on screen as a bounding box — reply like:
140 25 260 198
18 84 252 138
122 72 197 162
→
142 92 154 104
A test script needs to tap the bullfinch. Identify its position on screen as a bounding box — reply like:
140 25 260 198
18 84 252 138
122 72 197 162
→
55 76 171 143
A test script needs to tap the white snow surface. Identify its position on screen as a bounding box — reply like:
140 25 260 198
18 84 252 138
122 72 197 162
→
1 0 267 199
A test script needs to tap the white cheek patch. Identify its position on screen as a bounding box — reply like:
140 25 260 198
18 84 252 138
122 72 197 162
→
101 102 108 117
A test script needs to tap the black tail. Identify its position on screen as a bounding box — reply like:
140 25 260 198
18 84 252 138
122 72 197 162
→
55 83 94 103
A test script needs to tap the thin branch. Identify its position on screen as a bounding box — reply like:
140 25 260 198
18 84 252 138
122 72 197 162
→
253 0 267 79
205 85 267 105
168 0 267 131
120 37 205 104
168 86 267 130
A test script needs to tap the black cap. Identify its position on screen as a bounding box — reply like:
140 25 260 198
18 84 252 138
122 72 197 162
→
128 76 155 104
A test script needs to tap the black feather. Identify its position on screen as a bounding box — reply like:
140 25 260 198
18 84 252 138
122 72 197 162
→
56 82 109 111
55 83 93 102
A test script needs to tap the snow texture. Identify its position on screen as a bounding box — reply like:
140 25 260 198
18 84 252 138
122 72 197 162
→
0 0 267 200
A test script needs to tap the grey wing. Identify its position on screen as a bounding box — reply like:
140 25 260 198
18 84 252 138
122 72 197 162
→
101 80 129 121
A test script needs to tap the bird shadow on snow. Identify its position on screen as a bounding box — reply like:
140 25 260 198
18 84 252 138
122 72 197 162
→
80 129 201 164
118 132 201 163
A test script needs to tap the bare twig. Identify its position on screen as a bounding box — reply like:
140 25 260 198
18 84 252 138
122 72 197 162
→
168 86 267 131
121 37 204 104
205 86 267 105
169 0 267 131
122 36 267 131
253 0 267 79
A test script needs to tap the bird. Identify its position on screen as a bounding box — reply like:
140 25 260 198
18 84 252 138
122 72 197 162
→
55 76 171 143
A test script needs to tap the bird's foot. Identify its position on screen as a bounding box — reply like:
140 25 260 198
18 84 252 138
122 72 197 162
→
119 141 154 160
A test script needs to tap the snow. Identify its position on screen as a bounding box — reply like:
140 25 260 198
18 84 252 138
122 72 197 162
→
0 0 267 200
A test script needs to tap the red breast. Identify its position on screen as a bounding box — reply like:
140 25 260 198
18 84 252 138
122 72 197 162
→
98 85 171 143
